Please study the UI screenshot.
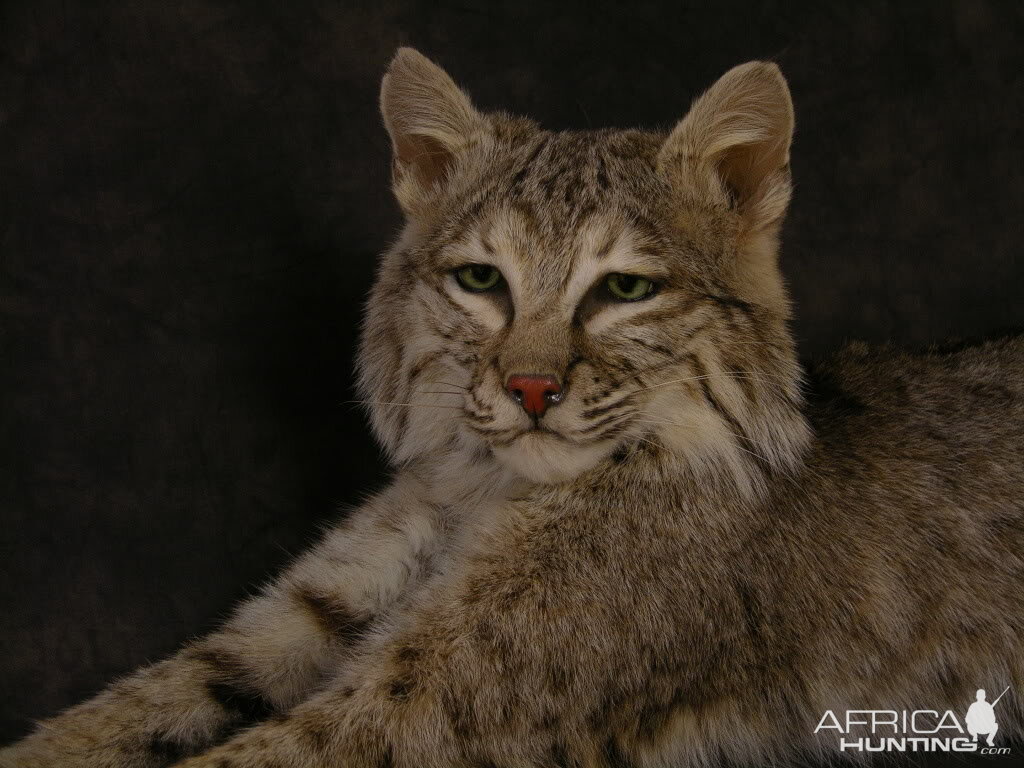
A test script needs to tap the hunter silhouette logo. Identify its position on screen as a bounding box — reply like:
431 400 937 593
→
966 686 1009 747
815 685 1013 755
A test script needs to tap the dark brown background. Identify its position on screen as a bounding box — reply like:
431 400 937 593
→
1 1 1021 764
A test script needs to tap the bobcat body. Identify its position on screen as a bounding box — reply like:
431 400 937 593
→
2 48 1021 768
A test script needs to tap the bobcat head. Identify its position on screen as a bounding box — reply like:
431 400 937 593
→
358 48 810 491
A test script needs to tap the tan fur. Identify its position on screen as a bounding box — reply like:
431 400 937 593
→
3 48 1021 768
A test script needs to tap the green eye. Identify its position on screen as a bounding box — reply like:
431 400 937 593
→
454 264 503 292
606 273 656 301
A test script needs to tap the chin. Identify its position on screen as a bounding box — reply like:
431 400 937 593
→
491 431 612 484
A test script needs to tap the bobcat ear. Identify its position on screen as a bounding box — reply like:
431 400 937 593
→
380 48 487 214
658 61 794 233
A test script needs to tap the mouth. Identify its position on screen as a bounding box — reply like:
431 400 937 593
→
489 427 618 484
498 419 580 446
523 420 562 435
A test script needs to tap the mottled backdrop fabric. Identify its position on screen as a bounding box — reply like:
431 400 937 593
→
0 1 1021 764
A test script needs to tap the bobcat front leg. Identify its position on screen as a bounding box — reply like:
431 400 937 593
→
171 476 721 768
0 472 446 768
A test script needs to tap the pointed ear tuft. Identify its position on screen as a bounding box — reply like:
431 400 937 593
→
380 48 486 213
659 61 794 232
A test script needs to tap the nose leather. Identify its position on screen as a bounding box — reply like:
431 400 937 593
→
505 374 563 417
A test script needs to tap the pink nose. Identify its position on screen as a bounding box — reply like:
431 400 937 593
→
505 374 563 418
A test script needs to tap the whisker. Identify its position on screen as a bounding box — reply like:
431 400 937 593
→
632 370 791 394
342 400 465 410
730 443 772 464
631 432 751 472
633 434 672 455
425 380 469 391
632 418 773 465
634 416 762 442
576 409 638 440
714 429 773 464
410 390 466 396
639 429 768 465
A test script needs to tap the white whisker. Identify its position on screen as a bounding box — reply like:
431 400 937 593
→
425 380 469 391
343 400 465 410
633 370 791 394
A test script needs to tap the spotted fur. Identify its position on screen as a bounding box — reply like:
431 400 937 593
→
2 48 1021 768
